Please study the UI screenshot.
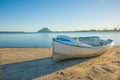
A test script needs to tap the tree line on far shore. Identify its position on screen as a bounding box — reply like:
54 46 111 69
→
38 26 120 32
0 26 120 33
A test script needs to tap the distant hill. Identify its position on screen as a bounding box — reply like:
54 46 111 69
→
38 28 51 32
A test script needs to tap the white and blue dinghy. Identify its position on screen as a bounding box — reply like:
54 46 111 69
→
52 35 114 61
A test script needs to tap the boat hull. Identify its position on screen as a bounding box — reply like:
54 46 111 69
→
52 40 114 61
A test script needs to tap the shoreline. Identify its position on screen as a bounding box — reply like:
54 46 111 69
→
0 46 120 80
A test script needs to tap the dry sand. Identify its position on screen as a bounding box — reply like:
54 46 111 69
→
0 46 120 80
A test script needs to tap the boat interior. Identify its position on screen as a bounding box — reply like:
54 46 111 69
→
55 35 113 47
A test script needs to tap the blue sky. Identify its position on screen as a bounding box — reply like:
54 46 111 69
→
0 0 120 32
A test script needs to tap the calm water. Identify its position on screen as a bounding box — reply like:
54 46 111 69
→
0 32 120 48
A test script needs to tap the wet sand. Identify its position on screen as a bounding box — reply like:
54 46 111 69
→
0 46 120 80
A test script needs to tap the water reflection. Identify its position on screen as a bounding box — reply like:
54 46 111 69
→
0 32 120 48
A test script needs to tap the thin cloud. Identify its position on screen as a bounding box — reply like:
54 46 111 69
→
100 0 105 2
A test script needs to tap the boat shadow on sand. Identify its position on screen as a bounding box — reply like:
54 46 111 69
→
2 57 93 80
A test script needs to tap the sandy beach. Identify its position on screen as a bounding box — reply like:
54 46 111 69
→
0 46 120 80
